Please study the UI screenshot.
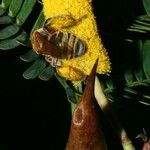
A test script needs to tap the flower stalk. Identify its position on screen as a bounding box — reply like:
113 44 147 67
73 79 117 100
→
94 76 136 150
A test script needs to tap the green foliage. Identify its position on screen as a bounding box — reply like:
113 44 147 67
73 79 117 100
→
0 0 11 10
0 15 13 24
128 15 150 33
0 31 27 50
30 11 45 35
0 24 20 40
8 0 23 17
0 0 38 50
104 0 150 106
38 65 55 81
55 74 79 103
0 0 11 16
16 0 37 26
20 50 39 62
105 39 150 106
128 0 150 33
143 40 150 80
143 0 150 15
23 57 47 79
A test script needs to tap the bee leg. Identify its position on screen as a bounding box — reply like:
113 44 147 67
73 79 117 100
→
51 58 57 67
55 58 62 67
50 58 61 67
44 55 55 67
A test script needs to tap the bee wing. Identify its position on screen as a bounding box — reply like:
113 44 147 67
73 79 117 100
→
68 36 86 58
32 31 66 59
60 32 86 59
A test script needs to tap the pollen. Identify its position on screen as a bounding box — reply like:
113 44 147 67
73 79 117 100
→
42 0 111 80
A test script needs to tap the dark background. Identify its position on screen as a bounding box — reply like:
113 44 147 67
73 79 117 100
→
0 50 71 150
0 0 150 149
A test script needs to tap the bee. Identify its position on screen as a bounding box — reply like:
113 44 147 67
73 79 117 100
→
31 15 86 67
136 129 150 150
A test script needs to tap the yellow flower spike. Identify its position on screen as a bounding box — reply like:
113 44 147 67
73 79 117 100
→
57 66 86 81
42 0 111 81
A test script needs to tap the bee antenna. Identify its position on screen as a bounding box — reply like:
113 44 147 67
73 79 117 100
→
43 18 52 28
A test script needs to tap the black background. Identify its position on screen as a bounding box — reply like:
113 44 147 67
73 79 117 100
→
0 0 150 149
0 49 71 150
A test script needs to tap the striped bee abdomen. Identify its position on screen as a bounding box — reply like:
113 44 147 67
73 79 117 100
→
50 31 86 59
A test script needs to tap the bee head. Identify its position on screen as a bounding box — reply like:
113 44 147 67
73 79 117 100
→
31 27 62 57
31 28 47 54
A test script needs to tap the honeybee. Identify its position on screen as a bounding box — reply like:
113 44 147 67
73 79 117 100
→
31 15 86 67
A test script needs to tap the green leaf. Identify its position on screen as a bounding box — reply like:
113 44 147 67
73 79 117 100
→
128 15 150 33
55 74 69 89
16 0 37 26
143 95 150 99
127 28 146 33
0 31 27 50
124 70 134 85
138 15 150 22
20 50 39 62
16 39 31 47
143 40 150 79
55 74 77 103
65 86 77 103
134 40 145 82
105 78 114 92
130 24 150 32
143 0 150 15
124 87 139 95
30 11 44 35
23 58 47 79
106 94 115 102
134 68 145 82
8 0 23 17
0 0 12 16
38 65 55 81
139 100 150 106
0 15 13 24
0 0 12 9
0 7 5 16
105 79 117 97
135 19 150 27
0 24 20 40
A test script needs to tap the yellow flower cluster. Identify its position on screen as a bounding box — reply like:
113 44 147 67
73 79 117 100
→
42 0 111 81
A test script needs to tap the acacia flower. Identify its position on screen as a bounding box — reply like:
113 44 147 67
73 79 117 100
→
42 0 111 81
